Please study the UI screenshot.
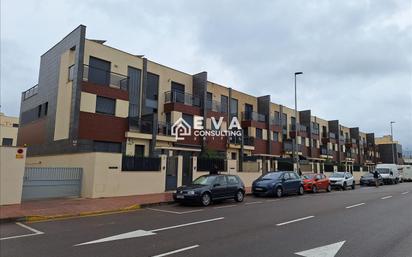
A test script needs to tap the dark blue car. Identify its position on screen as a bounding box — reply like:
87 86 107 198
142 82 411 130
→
252 171 304 197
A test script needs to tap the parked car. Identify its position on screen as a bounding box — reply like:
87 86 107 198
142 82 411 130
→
376 164 400 184
252 171 304 197
302 173 331 193
173 174 245 206
359 173 383 186
401 165 412 182
329 172 355 190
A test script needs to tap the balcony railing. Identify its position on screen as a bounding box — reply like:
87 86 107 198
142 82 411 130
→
283 141 303 152
242 111 266 122
206 99 227 113
129 117 172 136
164 91 201 107
312 128 320 135
229 136 255 146
322 131 336 139
290 124 307 132
269 116 281 125
320 147 333 156
22 84 39 100
346 138 357 144
81 64 128 90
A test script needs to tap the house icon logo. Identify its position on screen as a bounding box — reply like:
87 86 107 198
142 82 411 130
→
171 118 191 140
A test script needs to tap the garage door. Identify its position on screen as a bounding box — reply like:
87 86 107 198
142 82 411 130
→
22 167 82 201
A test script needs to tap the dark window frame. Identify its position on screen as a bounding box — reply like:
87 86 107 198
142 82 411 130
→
96 96 116 115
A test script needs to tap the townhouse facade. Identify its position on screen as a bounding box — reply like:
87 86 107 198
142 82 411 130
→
18 25 381 182
0 113 19 146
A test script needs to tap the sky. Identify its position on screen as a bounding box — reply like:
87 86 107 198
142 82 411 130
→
1 0 411 151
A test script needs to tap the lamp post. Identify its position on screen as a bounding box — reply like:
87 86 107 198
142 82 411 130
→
390 121 396 164
294 72 303 173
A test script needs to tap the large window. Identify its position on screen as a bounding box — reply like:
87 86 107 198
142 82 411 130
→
256 128 263 139
96 96 116 115
171 81 185 103
221 95 228 113
230 98 238 116
88 56 111 86
182 114 194 127
282 113 287 128
2 138 13 146
273 132 279 142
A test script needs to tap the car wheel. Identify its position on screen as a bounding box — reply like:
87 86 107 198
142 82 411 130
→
275 187 283 198
326 184 332 192
201 193 211 206
312 185 318 193
235 190 244 202
342 182 347 190
298 186 304 195
351 183 355 190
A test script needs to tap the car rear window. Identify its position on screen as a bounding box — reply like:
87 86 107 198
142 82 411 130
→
261 172 282 180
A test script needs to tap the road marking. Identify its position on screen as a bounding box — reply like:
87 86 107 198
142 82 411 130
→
152 245 199 257
75 217 224 246
146 208 203 215
151 217 224 232
245 201 263 205
0 222 44 241
276 216 314 226
345 203 365 209
401 191 409 195
213 204 237 209
381 195 392 199
295 241 345 257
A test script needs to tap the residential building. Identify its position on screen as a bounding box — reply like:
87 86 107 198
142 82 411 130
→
18 25 386 181
0 113 19 146
375 135 403 164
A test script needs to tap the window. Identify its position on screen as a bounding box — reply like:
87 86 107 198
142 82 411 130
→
273 132 279 141
182 114 194 127
88 56 111 86
282 113 287 127
44 102 48 116
221 95 228 113
291 117 296 127
2 138 13 146
231 152 237 160
171 81 185 103
134 145 145 157
37 105 42 118
12 123 19 128
230 98 238 116
215 176 227 186
256 128 263 139
206 92 213 110
227 175 239 185
283 172 290 180
96 96 116 115
93 141 121 153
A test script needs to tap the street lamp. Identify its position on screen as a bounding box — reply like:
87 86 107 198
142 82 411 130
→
390 121 396 164
294 72 303 173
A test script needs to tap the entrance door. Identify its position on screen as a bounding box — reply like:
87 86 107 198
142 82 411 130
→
182 152 193 186
166 157 178 191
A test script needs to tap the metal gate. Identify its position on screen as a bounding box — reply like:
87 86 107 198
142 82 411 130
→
165 157 178 191
22 167 82 201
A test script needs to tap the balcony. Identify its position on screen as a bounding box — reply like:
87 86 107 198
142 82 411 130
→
229 136 255 146
22 84 39 100
164 91 201 107
269 116 281 125
80 64 129 91
345 138 357 146
242 111 266 122
312 127 320 135
283 141 303 153
206 99 227 113
320 147 333 156
290 124 307 132
128 117 172 136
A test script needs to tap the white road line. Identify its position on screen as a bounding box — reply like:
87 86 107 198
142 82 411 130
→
151 217 224 232
401 191 409 195
345 203 365 209
0 222 44 241
381 196 392 200
152 245 199 257
213 204 237 209
276 216 314 226
146 208 203 215
245 201 263 205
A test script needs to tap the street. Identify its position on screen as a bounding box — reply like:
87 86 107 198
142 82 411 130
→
1 183 411 257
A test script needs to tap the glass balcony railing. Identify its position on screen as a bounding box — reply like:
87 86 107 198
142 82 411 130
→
290 124 307 132
283 141 303 152
242 111 266 122
269 116 281 125
164 91 201 107
229 136 255 146
206 99 227 113
80 64 129 90
22 84 39 100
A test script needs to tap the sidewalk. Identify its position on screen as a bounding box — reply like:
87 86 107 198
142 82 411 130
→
0 192 174 223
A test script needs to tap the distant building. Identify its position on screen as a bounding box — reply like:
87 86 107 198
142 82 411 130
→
0 113 19 146
375 135 403 164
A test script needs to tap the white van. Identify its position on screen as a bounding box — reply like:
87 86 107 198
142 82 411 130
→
401 165 412 182
375 164 399 184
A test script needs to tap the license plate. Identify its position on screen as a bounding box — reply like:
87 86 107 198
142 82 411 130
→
176 195 184 199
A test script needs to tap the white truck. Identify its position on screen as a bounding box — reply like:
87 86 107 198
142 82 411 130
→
375 164 400 185
400 165 412 182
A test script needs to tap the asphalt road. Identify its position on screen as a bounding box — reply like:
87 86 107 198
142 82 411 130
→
1 183 411 257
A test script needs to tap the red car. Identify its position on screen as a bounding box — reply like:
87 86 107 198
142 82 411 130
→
302 173 331 193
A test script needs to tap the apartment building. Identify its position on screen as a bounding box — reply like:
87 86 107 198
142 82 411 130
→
18 25 382 178
0 113 19 146
375 135 403 164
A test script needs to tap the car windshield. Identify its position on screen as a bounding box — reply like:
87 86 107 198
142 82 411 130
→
193 176 216 185
260 172 282 180
330 173 345 178
302 174 315 179
376 168 390 174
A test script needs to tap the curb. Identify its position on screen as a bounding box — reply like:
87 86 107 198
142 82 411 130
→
0 204 142 224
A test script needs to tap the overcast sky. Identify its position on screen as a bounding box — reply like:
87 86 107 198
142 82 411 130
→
1 0 411 150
